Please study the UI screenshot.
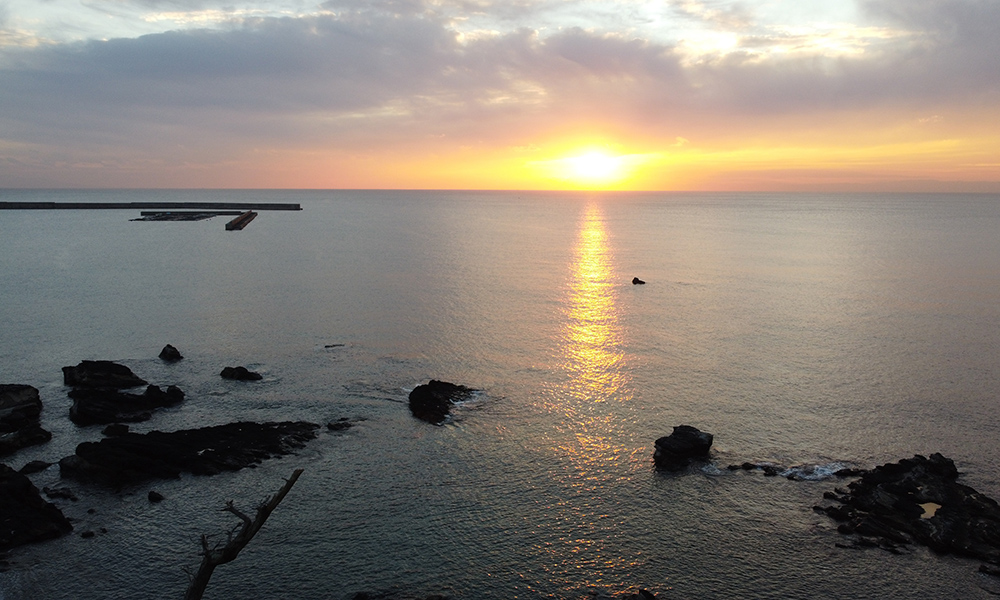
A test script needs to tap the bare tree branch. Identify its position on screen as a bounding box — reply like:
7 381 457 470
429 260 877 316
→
184 469 304 600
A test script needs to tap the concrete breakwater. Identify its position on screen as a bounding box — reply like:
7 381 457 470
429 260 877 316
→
0 201 302 211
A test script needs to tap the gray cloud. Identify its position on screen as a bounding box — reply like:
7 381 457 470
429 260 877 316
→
1 0 998 182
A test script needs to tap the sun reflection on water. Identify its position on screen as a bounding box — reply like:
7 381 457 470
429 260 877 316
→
534 202 642 592
560 203 631 404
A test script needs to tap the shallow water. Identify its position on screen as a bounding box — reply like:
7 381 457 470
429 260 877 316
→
1 189 999 599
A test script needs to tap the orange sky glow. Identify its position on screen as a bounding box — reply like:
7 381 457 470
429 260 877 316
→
1 0 999 191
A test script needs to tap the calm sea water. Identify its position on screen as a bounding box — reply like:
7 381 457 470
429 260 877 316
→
1 189 999 599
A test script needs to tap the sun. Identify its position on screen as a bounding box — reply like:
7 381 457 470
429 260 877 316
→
565 151 623 181
529 149 631 188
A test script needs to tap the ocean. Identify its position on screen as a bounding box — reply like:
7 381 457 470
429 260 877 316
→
1 189 999 599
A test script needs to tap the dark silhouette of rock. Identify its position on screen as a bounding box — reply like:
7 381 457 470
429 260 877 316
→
327 418 353 431
821 453 1000 564
0 463 72 551
220 366 263 381
408 380 476 424
43 486 78 502
0 385 52 457
159 344 183 362
62 361 147 388
102 423 130 437
148 490 164 503
653 425 713 471
18 460 52 475
632 277 646 285
69 385 185 425
59 421 319 486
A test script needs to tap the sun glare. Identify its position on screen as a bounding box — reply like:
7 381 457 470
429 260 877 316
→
566 151 622 181
529 149 633 188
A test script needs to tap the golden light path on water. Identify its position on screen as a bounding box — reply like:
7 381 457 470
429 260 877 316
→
536 202 642 592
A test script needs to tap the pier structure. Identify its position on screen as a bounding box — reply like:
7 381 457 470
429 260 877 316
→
0 201 300 229
0 202 301 211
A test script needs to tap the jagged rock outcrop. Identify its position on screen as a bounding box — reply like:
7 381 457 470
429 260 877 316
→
0 463 72 550
68 385 185 425
62 361 147 388
819 453 1000 564
653 425 713 471
59 421 319 486
0 385 52 456
159 344 183 362
408 380 476 424
220 366 263 381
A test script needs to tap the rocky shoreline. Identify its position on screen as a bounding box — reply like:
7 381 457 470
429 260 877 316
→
5 357 1000 595
1 350 328 553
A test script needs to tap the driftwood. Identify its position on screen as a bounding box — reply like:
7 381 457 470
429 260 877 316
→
184 469 304 600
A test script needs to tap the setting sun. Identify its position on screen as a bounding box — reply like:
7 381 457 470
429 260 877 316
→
565 151 623 182
525 147 659 189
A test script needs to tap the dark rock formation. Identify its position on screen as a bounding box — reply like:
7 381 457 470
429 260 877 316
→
653 425 713 471
102 423 130 437
327 418 353 431
408 380 476 424
0 464 72 551
820 453 1000 564
148 490 164 503
19 460 51 475
159 344 183 362
59 421 319 486
69 385 185 425
632 277 646 285
0 385 52 457
220 366 263 381
43 486 78 502
62 361 147 388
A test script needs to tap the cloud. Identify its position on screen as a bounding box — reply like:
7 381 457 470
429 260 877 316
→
0 0 998 187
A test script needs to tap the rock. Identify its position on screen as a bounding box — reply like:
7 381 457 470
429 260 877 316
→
148 490 164 503
59 421 319 486
632 277 646 285
62 361 147 389
408 380 476 424
0 385 52 457
220 366 263 381
80 530 95 539
821 453 1000 564
158 344 183 362
18 461 52 475
327 418 353 431
653 425 713 471
102 423 130 437
43 486 78 502
0 464 73 551
69 385 185 426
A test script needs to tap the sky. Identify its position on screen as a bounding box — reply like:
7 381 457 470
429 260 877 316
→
1 0 999 190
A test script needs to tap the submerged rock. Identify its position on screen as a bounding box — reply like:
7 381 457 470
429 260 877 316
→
101 423 130 437
408 380 476 424
158 344 183 362
0 385 52 457
653 425 713 471
62 361 147 389
821 453 1000 564
18 460 52 475
59 421 319 486
220 366 263 381
0 463 72 551
68 385 185 425
327 418 353 432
